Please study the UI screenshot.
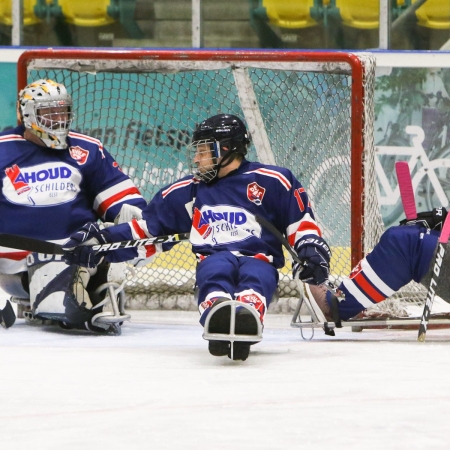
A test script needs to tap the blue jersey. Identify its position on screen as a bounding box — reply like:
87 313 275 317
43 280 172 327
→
108 159 323 269
0 125 146 273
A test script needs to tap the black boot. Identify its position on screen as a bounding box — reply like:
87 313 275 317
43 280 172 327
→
207 299 259 361
207 299 231 357
230 308 258 361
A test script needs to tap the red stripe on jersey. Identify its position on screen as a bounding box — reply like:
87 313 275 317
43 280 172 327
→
131 219 156 257
288 221 322 246
97 187 141 217
131 219 146 238
162 179 194 198
253 253 270 263
69 131 101 146
145 245 157 258
250 168 291 190
353 272 386 303
0 135 25 142
0 251 30 260
299 221 322 237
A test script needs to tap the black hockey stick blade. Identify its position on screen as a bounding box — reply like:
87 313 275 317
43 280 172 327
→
0 234 64 254
0 232 190 255
0 299 16 329
254 214 338 294
418 212 450 342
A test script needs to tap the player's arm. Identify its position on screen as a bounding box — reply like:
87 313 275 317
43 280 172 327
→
281 173 331 285
62 178 195 268
86 145 147 222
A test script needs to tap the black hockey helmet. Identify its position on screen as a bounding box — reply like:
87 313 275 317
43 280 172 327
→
189 114 250 183
192 113 250 156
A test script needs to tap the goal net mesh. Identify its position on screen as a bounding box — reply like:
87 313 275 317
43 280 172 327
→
18 50 432 316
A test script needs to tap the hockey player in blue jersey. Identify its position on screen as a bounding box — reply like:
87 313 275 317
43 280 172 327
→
62 113 331 359
0 79 148 332
304 208 447 325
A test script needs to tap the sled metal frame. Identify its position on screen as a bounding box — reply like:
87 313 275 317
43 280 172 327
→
291 290 450 339
91 282 131 326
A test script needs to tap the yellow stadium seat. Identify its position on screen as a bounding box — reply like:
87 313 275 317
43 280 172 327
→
0 0 40 26
262 0 318 29
414 0 450 29
334 0 380 29
58 0 115 27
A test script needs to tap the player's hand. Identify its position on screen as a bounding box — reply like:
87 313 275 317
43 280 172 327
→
293 235 331 285
62 222 108 268
399 207 448 231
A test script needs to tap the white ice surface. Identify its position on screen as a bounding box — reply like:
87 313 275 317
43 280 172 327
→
2 307 450 450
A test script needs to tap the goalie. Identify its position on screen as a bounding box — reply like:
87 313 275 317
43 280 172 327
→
0 79 148 332
62 113 331 359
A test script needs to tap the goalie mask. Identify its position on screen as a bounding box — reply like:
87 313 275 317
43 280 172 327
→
18 79 74 150
188 114 250 183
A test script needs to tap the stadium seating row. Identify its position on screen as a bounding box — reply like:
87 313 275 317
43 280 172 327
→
249 0 450 49
252 0 450 31
0 0 143 39
0 0 449 49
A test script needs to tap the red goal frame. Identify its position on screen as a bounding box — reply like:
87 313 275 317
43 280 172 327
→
17 48 369 268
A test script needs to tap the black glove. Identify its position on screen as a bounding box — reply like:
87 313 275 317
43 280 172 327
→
62 222 108 268
293 235 331 285
399 207 448 231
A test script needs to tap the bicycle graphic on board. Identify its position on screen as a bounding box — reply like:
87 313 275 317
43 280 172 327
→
308 125 450 229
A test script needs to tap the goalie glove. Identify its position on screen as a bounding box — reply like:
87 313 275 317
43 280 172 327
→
62 222 108 269
399 207 448 231
293 235 331 285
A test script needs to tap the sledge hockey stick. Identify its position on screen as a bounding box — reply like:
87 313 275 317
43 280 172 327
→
395 161 417 220
418 213 450 342
254 215 338 294
0 232 190 255
254 214 339 335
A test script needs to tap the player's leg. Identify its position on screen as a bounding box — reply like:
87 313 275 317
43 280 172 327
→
232 257 278 360
323 225 439 320
196 251 239 356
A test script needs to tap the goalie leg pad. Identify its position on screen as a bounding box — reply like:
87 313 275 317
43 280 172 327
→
32 265 94 325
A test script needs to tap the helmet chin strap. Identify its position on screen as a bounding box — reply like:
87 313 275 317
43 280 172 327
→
209 150 238 183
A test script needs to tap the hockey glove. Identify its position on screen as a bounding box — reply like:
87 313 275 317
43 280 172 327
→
293 235 331 285
62 222 108 269
399 207 448 231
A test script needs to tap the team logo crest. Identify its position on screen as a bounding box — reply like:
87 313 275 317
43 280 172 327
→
69 146 89 165
247 182 265 205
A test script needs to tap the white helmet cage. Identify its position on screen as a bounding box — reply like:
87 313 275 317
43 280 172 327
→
188 139 221 183
18 79 74 150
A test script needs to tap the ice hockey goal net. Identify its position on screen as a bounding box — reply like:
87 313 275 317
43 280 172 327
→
18 48 413 315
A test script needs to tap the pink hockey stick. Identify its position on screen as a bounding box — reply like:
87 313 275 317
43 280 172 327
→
395 161 417 220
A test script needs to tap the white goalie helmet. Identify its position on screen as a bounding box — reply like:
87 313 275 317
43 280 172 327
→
18 79 74 150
